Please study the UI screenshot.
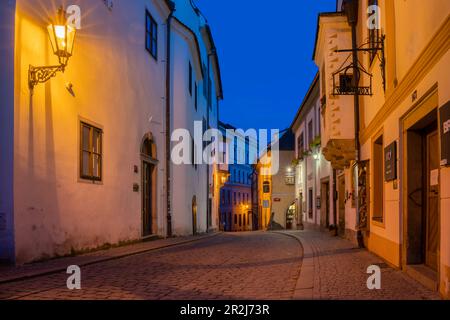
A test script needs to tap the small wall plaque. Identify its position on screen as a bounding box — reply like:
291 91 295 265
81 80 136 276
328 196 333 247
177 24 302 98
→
133 183 140 192
385 141 397 182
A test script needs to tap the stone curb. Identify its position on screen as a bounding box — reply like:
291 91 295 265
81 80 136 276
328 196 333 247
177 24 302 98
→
0 233 220 285
272 231 316 300
274 232 316 300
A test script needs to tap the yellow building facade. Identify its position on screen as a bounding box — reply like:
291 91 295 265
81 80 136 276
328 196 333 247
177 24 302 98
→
315 0 450 298
257 151 272 230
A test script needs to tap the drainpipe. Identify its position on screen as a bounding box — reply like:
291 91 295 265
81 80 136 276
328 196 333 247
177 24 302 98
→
344 0 364 247
165 2 175 238
206 48 217 232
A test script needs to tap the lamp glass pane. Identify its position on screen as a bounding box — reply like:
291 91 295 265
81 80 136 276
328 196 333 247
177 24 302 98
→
54 25 66 54
47 25 58 55
66 25 76 56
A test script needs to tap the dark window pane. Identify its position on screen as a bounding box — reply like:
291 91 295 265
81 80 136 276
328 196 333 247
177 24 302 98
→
82 151 90 176
82 126 90 151
93 130 101 153
146 34 151 50
93 154 101 178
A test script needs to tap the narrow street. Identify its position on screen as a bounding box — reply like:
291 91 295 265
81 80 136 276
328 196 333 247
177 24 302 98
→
0 231 440 300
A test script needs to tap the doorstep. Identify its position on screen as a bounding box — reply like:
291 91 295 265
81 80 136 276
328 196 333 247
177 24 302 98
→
405 264 438 291
0 232 219 285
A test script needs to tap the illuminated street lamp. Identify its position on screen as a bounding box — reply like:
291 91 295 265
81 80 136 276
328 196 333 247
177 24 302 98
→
221 175 228 185
29 7 76 93
312 148 320 160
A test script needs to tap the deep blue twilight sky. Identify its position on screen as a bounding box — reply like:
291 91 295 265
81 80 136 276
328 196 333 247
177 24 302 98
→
197 0 336 131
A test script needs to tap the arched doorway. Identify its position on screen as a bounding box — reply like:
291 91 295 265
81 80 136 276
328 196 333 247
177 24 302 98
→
141 133 158 237
192 196 197 235
286 202 296 230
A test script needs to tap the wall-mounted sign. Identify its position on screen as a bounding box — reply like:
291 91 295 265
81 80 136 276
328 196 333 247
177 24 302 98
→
274 198 281 202
440 101 450 167
385 141 397 182
430 169 439 186
316 196 321 209
285 176 295 185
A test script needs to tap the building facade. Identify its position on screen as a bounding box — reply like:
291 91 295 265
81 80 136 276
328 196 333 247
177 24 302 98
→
0 0 223 264
313 0 450 298
291 75 334 231
256 130 296 230
218 122 255 232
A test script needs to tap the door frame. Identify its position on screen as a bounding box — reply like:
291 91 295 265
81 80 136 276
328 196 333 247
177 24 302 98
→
140 133 158 239
400 85 441 284
337 173 346 236
141 160 154 237
320 177 331 228
425 130 439 270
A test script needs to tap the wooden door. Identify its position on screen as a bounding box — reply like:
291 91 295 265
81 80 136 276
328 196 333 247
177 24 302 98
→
425 131 439 270
142 161 153 237
297 192 303 226
321 182 330 228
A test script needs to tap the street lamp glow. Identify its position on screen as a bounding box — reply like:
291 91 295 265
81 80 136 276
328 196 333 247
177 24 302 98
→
47 23 76 66
29 7 77 92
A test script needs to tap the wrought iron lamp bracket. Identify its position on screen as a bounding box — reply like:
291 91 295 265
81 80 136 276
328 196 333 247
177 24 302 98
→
333 34 386 95
28 64 66 93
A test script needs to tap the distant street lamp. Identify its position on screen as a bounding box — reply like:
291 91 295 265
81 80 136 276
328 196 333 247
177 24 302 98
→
29 7 76 93
312 145 321 160
313 149 320 160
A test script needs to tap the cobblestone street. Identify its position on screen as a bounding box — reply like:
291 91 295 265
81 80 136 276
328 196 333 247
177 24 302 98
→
0 231 441 300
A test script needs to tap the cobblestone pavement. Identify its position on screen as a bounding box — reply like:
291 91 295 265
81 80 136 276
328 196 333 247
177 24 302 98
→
0 232 302 300
0 230 441 300
289 230 441 300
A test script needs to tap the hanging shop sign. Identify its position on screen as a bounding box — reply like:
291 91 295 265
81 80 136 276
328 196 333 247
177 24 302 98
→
384 141 397 182
440 101 450 167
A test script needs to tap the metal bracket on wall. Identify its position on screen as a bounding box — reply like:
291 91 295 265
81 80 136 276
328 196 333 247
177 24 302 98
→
28 64 66 94
332 34 386 96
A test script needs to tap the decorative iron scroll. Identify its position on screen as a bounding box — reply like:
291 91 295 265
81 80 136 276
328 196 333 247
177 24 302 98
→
332 35 386 97
28 65 65 91
358 160 369 230
332 60 373 97
333 86 372 96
